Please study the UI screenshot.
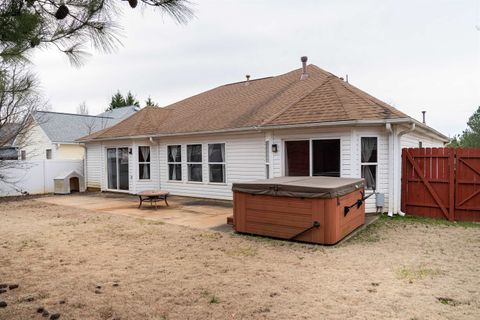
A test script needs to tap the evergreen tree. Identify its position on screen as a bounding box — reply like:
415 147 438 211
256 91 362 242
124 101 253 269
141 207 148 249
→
125 91 140 108
107 91 139 110
450 106 480 147
145 96 159 107
0 0 193 65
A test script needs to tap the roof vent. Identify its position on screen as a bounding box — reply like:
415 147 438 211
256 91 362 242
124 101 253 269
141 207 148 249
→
300 56 308 80
245 74 250 86
422 111 426 124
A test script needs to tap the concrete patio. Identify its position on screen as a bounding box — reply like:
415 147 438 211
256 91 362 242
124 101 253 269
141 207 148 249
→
36 192 233 230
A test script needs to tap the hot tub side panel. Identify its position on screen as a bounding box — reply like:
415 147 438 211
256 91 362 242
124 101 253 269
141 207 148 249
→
324 189 366 244
233 192 325 243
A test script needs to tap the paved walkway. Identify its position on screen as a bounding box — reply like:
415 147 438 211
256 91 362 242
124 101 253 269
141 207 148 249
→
36 193 233 230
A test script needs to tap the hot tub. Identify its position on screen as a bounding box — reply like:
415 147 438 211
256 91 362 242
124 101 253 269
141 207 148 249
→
232 176 366 244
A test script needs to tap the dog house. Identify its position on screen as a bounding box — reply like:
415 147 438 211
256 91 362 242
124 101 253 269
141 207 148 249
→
232 176 366 245
54 170 85 194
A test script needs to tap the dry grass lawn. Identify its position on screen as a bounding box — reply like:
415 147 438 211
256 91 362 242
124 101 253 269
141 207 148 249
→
0 199 479 320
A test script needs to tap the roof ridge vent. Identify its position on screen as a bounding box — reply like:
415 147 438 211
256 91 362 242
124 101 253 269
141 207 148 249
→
300 56 308 80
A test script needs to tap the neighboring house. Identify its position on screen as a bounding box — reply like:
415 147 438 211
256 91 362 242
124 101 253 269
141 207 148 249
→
78 61 448 215
18 106 138 160
0 123 20 160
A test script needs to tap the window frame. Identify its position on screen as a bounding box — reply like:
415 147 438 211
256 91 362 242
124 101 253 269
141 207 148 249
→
265 140 270 179
138 146 151 180
167 145 182 181
311 138 341 177
282 137 342 177
360 136 379 191
186 144 203 183
208 143 226 184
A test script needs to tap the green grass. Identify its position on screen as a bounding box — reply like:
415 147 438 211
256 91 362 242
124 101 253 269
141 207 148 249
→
352 213 479 244
226 245 258 257
383 214 480 228
396 265 442 281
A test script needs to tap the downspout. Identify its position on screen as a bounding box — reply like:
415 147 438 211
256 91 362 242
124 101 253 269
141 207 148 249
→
393 122 416 216
79 143 87 192
385 123 394 216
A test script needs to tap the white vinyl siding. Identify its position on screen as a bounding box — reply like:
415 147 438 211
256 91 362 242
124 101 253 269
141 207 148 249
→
401 130 445 148
159 133 265 200
86 142 102 188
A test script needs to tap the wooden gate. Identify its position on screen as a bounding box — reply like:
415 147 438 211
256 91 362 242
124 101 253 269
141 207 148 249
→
455 148 480 221
402 148 480 221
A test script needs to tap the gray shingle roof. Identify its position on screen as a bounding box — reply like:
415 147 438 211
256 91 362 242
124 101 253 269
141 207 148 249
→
0 123 21 147
97 106 139 120
34 106 138 143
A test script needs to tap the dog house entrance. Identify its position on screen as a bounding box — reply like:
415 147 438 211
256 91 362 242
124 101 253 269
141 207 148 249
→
70 177 80 193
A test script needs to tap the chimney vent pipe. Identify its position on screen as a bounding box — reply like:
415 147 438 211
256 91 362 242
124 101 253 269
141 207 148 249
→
422 111 426 124
245 74 250 86
300 56 308 80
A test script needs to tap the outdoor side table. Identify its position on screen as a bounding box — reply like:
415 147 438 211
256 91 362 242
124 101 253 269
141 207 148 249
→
137 190 170 209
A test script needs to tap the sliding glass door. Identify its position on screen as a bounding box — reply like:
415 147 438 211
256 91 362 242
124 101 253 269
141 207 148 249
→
107 147 129 191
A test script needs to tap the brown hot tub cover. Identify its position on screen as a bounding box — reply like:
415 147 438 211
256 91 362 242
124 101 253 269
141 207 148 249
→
232 176 365 199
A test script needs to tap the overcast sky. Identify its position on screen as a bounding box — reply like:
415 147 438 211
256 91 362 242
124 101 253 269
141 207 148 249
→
32 0 480 137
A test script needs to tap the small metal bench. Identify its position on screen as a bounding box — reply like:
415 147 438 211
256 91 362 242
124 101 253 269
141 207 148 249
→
137 190 169 209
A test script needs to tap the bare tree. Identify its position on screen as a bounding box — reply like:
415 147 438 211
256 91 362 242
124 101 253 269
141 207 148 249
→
0 62 47 185
77 101 89 115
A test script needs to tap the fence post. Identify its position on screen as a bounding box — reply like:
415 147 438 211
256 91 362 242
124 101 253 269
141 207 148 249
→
449 148 455 221
401 148 407 213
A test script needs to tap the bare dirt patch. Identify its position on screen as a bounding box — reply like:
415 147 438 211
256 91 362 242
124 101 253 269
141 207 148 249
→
0 200 479 319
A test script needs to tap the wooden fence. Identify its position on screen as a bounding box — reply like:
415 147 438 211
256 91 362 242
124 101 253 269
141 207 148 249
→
401 148 480 222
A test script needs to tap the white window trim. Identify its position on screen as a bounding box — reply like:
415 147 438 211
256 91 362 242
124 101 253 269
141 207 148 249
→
138 146 151 180
208 142 226 184
104 146 130 192
186 144 203 182
265 140 271 179
167 145 182 181
360 136 379 191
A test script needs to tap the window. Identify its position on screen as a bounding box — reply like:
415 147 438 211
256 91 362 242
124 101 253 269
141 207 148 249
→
167 145 182 181
312 139 340 177
285 139 340 177
265 141 270 179
285 140 310 176
187 144 202 182
46 149 52 160
208 143 225 183
361 137 378 190
419 141 423 148
138 146 151 180
21 150 26 160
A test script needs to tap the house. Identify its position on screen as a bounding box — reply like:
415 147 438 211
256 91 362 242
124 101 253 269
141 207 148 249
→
18 106 139 160
0 123 21 160
78 59 448 215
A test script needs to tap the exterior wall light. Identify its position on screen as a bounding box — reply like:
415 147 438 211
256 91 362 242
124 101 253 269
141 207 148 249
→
272 144 278 153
